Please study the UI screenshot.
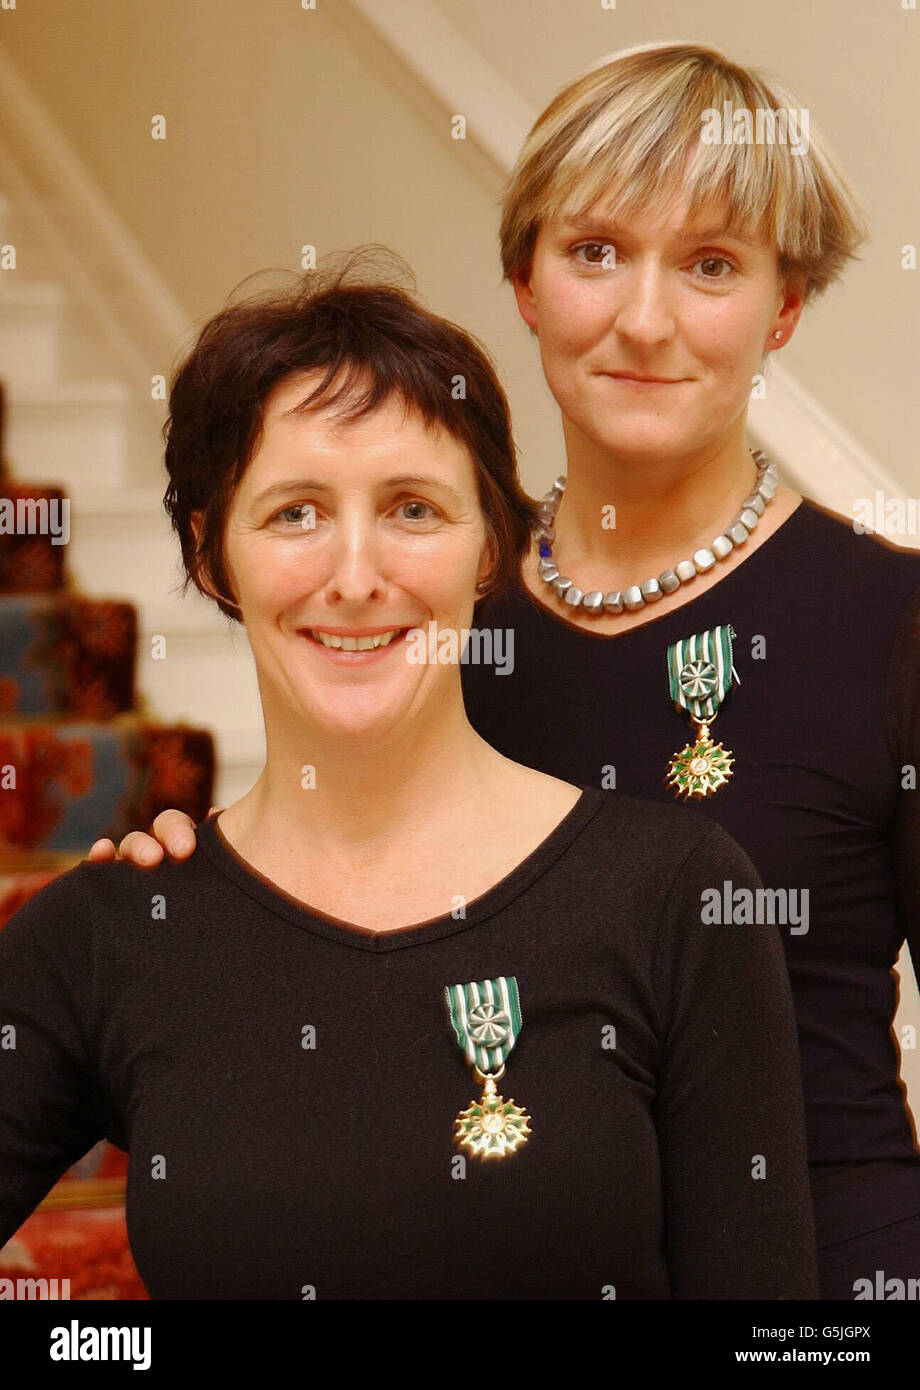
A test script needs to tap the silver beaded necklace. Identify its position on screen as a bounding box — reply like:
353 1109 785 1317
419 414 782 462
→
534 449 778 615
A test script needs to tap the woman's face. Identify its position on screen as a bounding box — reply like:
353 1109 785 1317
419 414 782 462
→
218 373 494 740
512 196 803 464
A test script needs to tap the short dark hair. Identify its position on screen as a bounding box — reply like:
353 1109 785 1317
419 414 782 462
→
163 247 540 621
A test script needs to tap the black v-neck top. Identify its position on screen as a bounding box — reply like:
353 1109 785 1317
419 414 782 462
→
462 498 920 1183
0 788 818 1298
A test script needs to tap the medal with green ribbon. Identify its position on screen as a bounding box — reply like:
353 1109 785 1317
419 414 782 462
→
665 624 739 799
444 976 531 1160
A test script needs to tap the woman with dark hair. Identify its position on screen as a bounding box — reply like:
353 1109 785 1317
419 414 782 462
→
103 43 920 1300
0 253 817 1299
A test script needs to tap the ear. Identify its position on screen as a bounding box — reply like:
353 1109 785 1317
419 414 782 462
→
511 263 539 335
189 510 211 591
186 509 242 620
188 509 235 610
769 277 807 349
475 530 499 597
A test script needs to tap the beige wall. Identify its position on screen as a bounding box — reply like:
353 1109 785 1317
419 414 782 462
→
0 0 558 495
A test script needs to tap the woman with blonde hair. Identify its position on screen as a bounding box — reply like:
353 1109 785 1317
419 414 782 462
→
94 42 920 1298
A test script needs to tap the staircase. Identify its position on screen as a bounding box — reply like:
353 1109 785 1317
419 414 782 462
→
0 191 265 807
0 184 258 1299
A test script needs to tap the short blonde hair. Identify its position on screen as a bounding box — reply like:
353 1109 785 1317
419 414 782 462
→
499 42 869 305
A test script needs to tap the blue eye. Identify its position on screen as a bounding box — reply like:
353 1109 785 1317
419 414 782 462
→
397 500 437 522
269 499 439 529
276 504 312 527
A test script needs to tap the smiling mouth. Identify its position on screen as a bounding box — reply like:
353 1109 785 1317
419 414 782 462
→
301 627 411 652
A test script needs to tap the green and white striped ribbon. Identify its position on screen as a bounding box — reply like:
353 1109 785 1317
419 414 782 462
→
667 624 739 720
444 976 522 1072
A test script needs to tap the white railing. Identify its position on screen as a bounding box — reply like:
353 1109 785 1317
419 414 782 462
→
0 46 188 403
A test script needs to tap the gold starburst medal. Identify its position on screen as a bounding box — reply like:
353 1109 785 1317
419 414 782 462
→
444 977 531 1161
453 1068 531 1160
666 626 740 800
666 719 734 799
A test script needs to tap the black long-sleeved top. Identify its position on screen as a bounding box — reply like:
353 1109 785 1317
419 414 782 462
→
0 791 817 1298
463 498 920 1201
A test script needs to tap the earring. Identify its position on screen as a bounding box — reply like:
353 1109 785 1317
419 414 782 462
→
773 330 783 340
